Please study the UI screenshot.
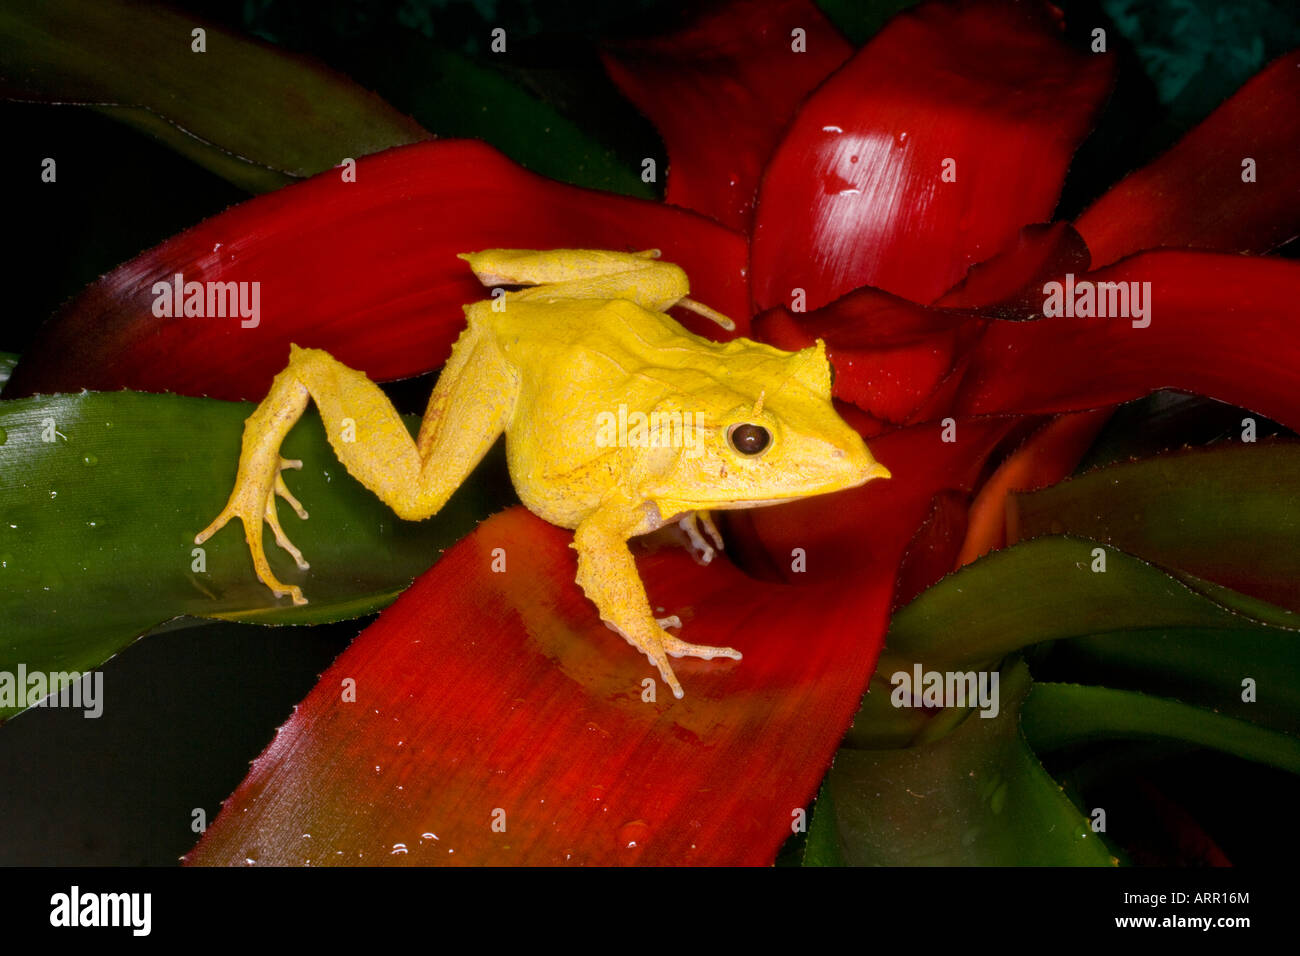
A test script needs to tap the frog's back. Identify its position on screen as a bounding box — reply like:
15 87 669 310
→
465 295 725 528
469 295 712 374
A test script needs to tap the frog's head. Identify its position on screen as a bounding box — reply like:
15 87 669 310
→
659 338 890 509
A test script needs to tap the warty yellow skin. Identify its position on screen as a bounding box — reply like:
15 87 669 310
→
196 249 890 698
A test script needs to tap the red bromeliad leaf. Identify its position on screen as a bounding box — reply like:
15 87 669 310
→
724 416 1027 587
749 224 1087 425
831 399 892 439
935 221 1091 313
749 0 1114 311
956 407 1115 567
1076 50 1300 269
8 141 749 402
600 0 851 233
753 292 979 424
953 252 1300 431
186 507 893 866
893 488 969 609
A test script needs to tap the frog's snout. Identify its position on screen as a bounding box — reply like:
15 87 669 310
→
836 448 890 488
830 437 890 485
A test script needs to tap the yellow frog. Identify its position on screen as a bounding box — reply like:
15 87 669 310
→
196 249 890 697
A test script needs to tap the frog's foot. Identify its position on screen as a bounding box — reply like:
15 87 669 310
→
609 616 742 699
195 457 311 605
678 511 724 565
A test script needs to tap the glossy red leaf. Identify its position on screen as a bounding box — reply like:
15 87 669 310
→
753 292 979 424
831 399 892 439
1076 50 1300 269
953 251 1300 431
750 223 1087 425
724 416 1025 587
935 221 1091 313
185 507 893 866
8 140 750 402
893 488 970 609
600 0 851 232
750 0 1114 311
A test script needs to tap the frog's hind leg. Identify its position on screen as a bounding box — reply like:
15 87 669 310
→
196 327 515 605
459 249 735 331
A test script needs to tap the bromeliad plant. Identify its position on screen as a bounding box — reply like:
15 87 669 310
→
2 0 1298 864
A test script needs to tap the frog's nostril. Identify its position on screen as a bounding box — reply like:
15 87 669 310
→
832 448 845 459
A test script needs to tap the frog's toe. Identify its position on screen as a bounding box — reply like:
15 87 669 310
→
263 493 310 572
602 614 739 698
246 524 308 605
656 617 742 661
604 619 687 698
660 631 743 662
677 512 724 565
269 581 307 606
197 454 311 604
275 458 309 519
650 652 685 700
194 508 233 546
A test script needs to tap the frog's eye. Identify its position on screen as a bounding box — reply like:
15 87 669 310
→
727 423 771 457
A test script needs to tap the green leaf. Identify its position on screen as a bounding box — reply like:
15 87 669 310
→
886 536 1300 668
0 352 17 393
0 0 429 193
1022 682 1300 776
1011 441 1300 612
815 0 922 46
1075 391 1285 471
801 780 845 866
1 1 655 200
1043 626 1300 735
382 46 656 199
876 535 1300 741
839 671 937 749
820 659 1114 865
0 391 510 722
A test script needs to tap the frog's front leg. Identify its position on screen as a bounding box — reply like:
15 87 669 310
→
678 511 723 565
197 329 514 605
573 514 741 699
